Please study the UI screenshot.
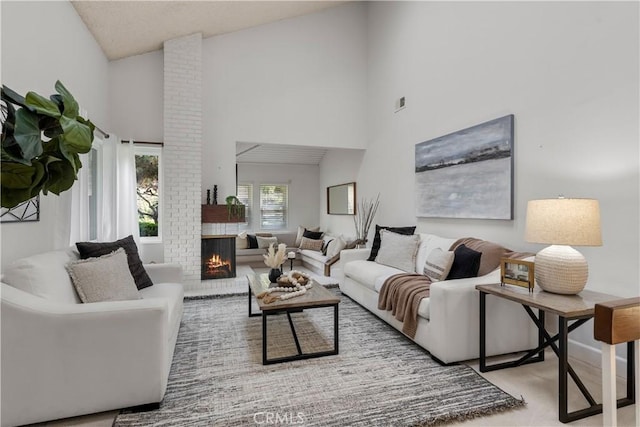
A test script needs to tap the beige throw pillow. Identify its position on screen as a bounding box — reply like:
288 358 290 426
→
375 230 420 273
66 248 142 303
299 237 324 252
423 248 455 281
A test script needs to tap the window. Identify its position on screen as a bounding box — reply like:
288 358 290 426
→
135 146 162 240
260 184 288 230
236 183 253 231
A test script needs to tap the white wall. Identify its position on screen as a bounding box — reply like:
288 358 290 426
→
202 2 367 200
319 148 365 236
355 1 639 297
1 1 109 267
326 1 636 366
108 50 163 142
238 162 320 232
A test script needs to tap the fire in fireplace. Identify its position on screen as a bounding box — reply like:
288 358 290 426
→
201 236 236 279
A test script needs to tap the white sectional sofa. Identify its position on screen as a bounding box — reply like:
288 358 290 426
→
338 233 538 364
0 247 184 427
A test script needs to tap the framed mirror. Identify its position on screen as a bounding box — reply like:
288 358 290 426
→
327 182 356 215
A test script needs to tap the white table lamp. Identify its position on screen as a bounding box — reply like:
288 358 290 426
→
525 198 602 295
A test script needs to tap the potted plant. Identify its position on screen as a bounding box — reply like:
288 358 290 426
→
0 81 95 208
353 194 380 248
225 195 245 221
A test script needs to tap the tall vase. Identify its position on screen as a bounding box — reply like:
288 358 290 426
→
268 268 281 283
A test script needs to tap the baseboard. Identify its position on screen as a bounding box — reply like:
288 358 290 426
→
568 338 629 380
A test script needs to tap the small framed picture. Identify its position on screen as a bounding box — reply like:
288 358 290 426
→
500 258 535 292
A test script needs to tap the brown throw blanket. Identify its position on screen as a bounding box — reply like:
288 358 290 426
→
377 238 534 339
378 273 432 339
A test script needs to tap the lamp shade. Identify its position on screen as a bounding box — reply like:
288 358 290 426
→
525 198 602 247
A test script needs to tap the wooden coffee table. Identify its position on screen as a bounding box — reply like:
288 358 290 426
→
248 273 340 365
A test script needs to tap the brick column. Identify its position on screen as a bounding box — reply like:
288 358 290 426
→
163 33 202 286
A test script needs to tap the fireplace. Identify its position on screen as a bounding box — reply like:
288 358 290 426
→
201 236 236 279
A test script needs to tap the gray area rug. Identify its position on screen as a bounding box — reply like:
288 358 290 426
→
114 292 524 426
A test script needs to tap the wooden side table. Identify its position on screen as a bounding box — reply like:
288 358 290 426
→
594 297 640 427
476 284 636 423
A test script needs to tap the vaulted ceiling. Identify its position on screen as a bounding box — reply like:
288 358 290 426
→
72 1 347 60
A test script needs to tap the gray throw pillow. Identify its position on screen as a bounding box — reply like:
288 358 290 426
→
257 236 278 249
66 248 142 303
375 230 420 272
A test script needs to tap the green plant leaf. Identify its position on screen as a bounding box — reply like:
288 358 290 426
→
0 161 36 189
14 108 43 161
25 92 61 118
2 135 31 165
1 85 27 109
59 116 92 154
43 156 77 195
0 159 45 208
1 99 16 136
40 116 63 138
55 80 79 118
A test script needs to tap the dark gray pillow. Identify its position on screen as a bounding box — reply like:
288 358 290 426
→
75 235 153 290
247 234 259 249
303 229 324 240
446 244 482 280
367 225 416 261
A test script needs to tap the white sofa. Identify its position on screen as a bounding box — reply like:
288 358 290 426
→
338 233 538 364
0 247 184 427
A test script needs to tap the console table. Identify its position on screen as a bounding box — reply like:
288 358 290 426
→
476 283 635 423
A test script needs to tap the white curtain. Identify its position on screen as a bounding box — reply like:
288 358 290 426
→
69 135 140 244
98 136 140 243
68 151 92 244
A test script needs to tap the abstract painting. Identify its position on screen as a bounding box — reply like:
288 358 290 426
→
1 196 40 223
415 115 514 220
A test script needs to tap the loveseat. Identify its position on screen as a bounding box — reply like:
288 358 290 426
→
0 247 184 427
338 232 538 364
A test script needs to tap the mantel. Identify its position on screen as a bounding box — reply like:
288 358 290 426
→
201 204 245 223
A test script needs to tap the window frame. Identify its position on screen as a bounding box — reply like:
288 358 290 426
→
259 183 288 230
236 182 253 231
135 145 163 243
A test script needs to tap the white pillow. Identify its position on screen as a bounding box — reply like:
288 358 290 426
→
423 248 455 281
326 236 347 258
236 231 249 250
256 236 278 249
2 248 81 303
66 248 142 303
375 230 420 272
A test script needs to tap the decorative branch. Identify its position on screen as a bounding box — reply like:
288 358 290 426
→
263 243 287 268
353 194 380 245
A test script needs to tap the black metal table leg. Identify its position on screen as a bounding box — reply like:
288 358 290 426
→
262 310 268 365
479 291 487 372
262 303 340 365
286 312 303 355
334 303 339 355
